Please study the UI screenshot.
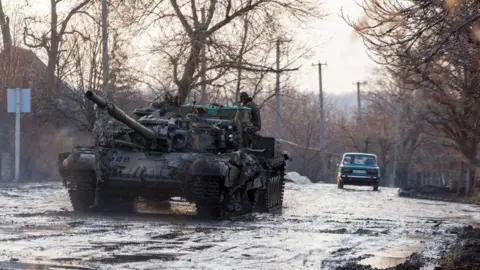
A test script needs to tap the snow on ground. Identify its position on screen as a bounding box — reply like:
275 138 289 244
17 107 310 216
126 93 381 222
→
0 182 479 269
285 171 312 184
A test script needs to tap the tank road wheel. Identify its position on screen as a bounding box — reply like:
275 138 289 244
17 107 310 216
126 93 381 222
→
223 188 257 220
254 172 285 214
94 187 137 214
66 170 96 212
193 176 222 220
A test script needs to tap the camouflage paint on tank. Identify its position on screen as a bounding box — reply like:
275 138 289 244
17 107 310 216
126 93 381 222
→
57 91 290 220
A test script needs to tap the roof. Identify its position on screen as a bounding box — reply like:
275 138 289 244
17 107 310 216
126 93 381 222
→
0 46 75 123
0 46 72 94
0 46 47 75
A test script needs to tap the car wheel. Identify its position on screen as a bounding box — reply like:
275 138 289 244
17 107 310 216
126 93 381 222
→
373 184 379 191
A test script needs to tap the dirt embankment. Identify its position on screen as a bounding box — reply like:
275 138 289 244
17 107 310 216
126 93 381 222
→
336 226 480 270
398 186 480 205
396 188 480 270
336 188 480 270
336 253 423 269
434 226 480 270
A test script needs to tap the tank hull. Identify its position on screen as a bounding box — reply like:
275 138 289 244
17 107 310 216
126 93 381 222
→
58 144 287 219
59 91 289 220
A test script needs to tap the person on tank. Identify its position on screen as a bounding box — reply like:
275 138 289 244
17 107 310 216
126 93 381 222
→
239 92 261 133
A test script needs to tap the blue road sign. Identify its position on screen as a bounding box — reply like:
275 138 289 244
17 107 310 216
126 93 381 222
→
7 88 31 113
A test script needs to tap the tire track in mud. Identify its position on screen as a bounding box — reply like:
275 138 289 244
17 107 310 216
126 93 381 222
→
0 182 478 269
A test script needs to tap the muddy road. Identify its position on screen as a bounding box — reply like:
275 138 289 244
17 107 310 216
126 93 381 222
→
0 182 478 270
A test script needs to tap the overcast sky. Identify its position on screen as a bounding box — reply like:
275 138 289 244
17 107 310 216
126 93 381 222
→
10 0 377 96
292 0 377 96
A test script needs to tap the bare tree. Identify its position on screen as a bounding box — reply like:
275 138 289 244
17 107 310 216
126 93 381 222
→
259 86 339 182
117 0 324 104
23 0 91 95
342 0 480 195
0 0 11 181
0 0 87 181
0 0 11 52
55 3 144 133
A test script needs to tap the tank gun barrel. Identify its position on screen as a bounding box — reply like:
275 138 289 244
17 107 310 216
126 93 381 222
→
85 91 157 141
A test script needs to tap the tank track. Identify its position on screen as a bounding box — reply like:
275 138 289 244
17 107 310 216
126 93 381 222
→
254 172 285 214
193 176 222 219
90 147 137 214
194 176 266 220
66 170 96 212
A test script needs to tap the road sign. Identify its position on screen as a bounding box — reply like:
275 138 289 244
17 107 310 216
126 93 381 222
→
7 88 31 182
7 88 30 113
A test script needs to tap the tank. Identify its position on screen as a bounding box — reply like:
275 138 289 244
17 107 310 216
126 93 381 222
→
57 91 290 220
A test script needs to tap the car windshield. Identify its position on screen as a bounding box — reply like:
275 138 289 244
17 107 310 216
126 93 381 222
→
342 154 377 166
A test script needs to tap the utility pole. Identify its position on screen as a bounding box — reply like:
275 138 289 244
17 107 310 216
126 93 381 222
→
271 38 298 143
391 101 400 187
14 89 19 181
200 7 207 103
102 0 109 98
275 39 281 141
354 81 367 151
313 62 327 182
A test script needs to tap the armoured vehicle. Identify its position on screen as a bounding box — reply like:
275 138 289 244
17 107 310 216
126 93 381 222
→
57 91 289 220
336 152 380 191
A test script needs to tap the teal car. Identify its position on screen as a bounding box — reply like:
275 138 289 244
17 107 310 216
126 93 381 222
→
337 152 380 191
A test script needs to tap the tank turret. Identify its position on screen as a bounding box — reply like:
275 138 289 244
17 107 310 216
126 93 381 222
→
85 91 157 141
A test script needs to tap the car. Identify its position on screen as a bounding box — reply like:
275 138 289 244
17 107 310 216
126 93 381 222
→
336 152 380 191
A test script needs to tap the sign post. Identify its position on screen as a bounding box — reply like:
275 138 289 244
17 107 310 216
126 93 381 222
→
7 88 31 182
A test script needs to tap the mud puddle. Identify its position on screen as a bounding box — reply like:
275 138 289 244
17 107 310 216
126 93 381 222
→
358 243 425 268
0 260 93 270
0 182 479 269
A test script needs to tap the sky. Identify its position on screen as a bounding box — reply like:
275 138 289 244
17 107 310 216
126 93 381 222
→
292 0 378 96
5 0 378 97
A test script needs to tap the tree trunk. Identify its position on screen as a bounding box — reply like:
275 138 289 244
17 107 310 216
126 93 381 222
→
46 0 59 95
458 162 465 195
0 153 2 181
448 169 451 188
0 115 13 181
9 150 15 181
466 167 471 196
465 167 476 197
463 150 477 197
440 170 444 187
0 0 11 181
177 36 202 104
474 164 479 193
396 166 409 188
21 156 33 181
0 121 4 182
0 0 12 52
